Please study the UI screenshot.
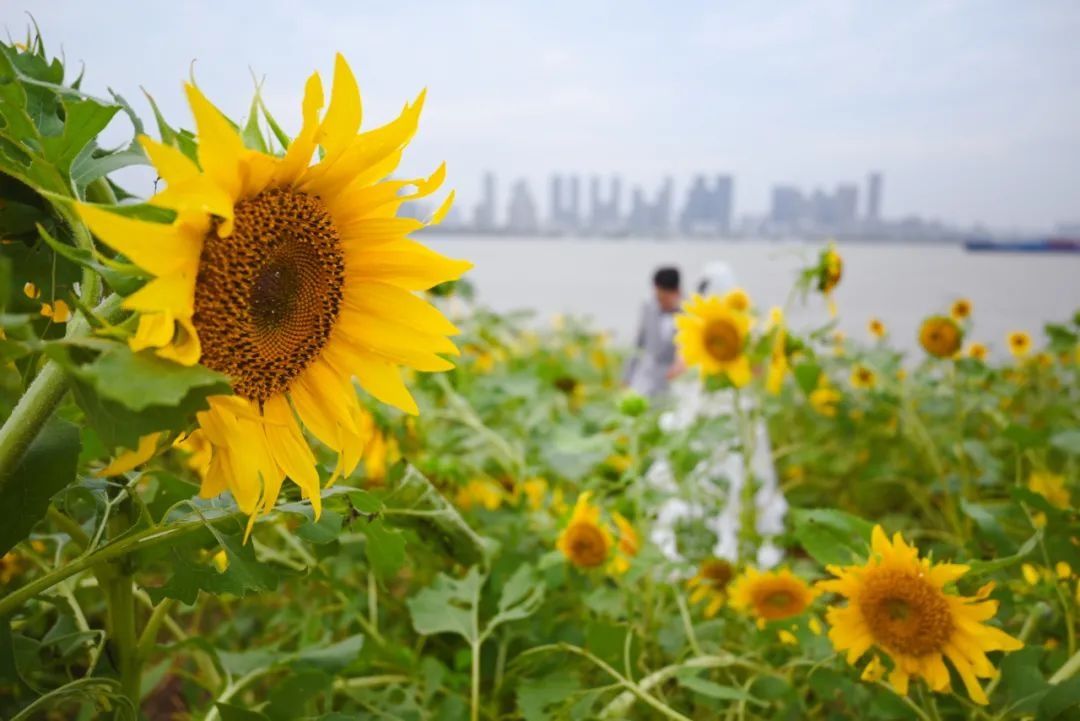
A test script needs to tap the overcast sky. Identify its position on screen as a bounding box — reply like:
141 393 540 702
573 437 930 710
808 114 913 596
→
4 1 1079 231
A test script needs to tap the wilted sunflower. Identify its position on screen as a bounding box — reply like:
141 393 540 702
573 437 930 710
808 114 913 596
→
729 567 817 623
609 511 640 575
765 311 789 396
850 364 877 390
816 243 843 316
868 317 886 340
1007 331 1032 358
950 298 973 321
919 316 963 358
556 492 613 569
818 526 1022 704
675 294 752 387
77 56 470 522
967 342 989 361
687 558 735 618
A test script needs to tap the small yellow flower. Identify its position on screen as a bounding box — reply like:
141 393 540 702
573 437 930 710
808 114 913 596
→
40 299 72 323
1008 331 1032 359
950 298 973 321
517 477 548 511
0 551 27 584
778 629 798 645
816 243 843 317
810 385 841 418
1021 563 1041 586
868 318 886 339
556 492 613 569
808 617 823 636
455 479 504 512
1028 471 1070 509
1055 561 1072 580
766 306 784 330
849 364 877 390
766 313 789 396
212 549 229 573
609 511 640 575
687 558 735 618
723 287 751 313
919 316 963 358
967 342 989 361
22 281 40 299
729 567 817 623
604 454 633 474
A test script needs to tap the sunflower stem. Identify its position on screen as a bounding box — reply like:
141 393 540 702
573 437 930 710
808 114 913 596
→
102 499 141 713
0 293 123 489
1049 647 1080 685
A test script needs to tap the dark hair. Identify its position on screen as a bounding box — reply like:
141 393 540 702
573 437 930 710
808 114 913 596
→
653 267 680 291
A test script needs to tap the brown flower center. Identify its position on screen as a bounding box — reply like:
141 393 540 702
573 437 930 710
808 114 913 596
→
565 522 608 567
193 189 344 403
751 581 807 620
701 559 734 589
859 568 954 657
704 319 741 362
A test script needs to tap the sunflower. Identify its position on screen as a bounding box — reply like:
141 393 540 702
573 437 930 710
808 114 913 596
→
674 294 752 387
1028 470 1070 510
850 364 877 390
950 298 973 321
1007 331 1032 358
455 479 505 512
919 316 963 358
556 492 613 569
723 287 751 313
809 384 841 418
687 558 735 618
868 317 886 340
76 56 469 523
516 477 548 511
967 342 988 361
729 567 817 623
818 526 1022 704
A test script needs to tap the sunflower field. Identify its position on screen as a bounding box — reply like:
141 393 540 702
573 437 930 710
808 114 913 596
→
1 33 1079 721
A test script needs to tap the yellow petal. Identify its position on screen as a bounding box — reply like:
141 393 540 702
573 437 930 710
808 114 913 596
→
185 83 245 201
343 281 459 336
130 312 175 352
318 53 362 158
323 342 418 415
139 135 201 185
77 203 203 277
272 72 324 186
348 238 473 291
96 432 163 476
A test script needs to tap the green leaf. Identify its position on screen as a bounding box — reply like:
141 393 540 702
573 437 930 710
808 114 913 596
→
296 508 343 545
264 669 330 721
1038 676 1080 720
363 518 406 579
214 703 269 721
289 633 364 673
1003 424 1049 449
518 670 580 721
0 417 80 555
78 345 229 412
546 428 611 481
145 533 280 605
677 674 765 706
1049 429 1080 455
967 530 1042 577
793 360 821 395
40 97 119 176
406 567 484 643
486 564 544 633
791 508 874 566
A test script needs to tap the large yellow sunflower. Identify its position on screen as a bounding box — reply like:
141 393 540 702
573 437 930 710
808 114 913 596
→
556 492 614 569
76 56 470 522
818 526 1022 704
729 567 817 623
675 294 752 386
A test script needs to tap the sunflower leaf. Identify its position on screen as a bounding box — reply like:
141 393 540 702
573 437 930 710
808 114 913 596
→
791 508 874 566
78 345 229 412
406 567 484 643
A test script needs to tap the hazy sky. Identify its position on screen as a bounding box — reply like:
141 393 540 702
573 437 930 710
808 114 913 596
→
4 1 1079 230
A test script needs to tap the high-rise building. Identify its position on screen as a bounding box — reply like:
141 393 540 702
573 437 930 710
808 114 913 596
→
548 173 581 232
506 179 539 235
588 175 622 233
473 172 497 232
678 174 733 235
628 178 672 236
770 185 804 226
834 184 859 226
866 172 883 222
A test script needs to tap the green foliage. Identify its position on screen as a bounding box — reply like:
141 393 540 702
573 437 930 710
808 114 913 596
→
0 418 79 554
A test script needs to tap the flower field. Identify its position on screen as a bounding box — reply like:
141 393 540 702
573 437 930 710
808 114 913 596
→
1 33 1079 721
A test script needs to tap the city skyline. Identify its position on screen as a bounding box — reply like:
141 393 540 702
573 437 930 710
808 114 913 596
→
411 170 997 241
4 2 1078 232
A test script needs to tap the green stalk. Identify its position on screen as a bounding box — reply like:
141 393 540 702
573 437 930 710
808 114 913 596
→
103 501 141 710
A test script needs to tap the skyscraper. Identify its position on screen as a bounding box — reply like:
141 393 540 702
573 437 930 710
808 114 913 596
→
770 185 805 227
473 172 497 232
866 172 883 222
834 184 859 226
588 175 622 233
678 174 733 235
548 173 582 232
506 179 539 235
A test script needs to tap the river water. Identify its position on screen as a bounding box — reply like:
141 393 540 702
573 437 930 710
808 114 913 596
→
429 237 1080 358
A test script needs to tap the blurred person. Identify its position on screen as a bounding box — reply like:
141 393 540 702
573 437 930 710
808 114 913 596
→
623 266 682 398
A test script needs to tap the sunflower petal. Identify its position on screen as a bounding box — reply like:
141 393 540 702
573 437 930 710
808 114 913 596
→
185 84 245 201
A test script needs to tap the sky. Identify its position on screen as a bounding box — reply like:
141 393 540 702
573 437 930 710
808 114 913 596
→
4 1 1079 231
